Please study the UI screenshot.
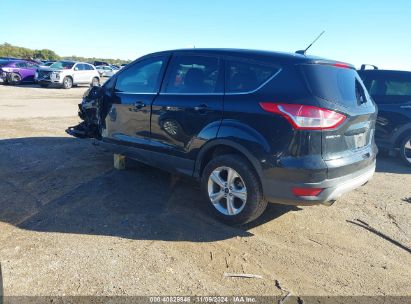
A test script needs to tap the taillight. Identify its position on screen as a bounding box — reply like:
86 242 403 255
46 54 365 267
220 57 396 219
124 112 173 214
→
292 187 323 197
259 103 346 130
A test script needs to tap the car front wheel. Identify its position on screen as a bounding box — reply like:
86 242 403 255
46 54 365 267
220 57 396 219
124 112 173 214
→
400 134 411 167
62 76 73 89
201 154 267 225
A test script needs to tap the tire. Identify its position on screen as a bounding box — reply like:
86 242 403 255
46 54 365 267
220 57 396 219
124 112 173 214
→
62 76 73 89
91 77 100 87
399 133 411 167
9 73 22 85
201 154 267 225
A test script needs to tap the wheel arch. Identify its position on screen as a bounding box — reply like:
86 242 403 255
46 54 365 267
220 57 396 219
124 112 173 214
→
391 123 411 149
193 139 264 181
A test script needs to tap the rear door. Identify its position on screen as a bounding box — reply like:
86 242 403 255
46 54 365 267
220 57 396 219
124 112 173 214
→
149 54 224 173
103 55 168 149
359 70 411 146
301 64 377 177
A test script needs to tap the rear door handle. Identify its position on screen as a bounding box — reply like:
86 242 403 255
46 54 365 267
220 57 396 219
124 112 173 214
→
133 101 146 109
193 104 208 111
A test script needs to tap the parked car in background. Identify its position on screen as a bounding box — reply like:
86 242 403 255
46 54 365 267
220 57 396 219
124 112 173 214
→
96 65 119 77
0 59 39 84
67 49 377 225
39 61 56 67
35 60 100 89
358 66 411 166
93 61 109 67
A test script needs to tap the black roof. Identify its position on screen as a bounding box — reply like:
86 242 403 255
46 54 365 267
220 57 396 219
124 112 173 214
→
143 48 345 66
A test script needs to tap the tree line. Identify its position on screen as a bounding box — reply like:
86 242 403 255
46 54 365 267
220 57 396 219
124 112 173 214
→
0 42 131 65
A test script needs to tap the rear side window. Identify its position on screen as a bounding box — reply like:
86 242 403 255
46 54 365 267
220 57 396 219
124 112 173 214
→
165 55 221 93
226 60 279 93
302 65 368 107
360 72 411 104
115 57 165 93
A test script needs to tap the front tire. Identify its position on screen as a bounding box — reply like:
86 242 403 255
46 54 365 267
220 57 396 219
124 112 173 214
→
201 154 267 225
399 134 411 167
9 73 22 85
62 76 73 89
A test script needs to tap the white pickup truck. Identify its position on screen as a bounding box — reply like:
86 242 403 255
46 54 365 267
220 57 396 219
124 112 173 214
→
35 61 100 89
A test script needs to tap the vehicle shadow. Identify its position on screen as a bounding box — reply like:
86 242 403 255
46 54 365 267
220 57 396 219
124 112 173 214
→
0 137 295 242
2 83 90 89
375 154 411 174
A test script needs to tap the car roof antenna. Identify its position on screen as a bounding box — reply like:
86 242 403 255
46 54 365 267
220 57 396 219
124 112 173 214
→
296 31 325 55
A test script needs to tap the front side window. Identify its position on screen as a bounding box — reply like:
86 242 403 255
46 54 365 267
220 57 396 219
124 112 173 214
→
115 57 165 93
226 60 279 93
165 55 221 93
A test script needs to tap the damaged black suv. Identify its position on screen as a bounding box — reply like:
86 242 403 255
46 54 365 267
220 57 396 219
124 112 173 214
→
67 49 377 225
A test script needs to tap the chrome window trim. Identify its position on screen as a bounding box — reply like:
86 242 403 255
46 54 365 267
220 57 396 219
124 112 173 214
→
115 91 157 95
225 68 283 95
160 92 224 96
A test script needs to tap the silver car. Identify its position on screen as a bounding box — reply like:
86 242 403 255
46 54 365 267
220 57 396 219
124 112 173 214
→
96 65 119 77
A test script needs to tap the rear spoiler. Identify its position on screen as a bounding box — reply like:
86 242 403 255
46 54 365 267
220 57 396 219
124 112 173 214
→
360 64 378 70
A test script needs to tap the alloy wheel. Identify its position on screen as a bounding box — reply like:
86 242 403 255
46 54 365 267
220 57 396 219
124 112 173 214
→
404 139 411 164
207 166 247 216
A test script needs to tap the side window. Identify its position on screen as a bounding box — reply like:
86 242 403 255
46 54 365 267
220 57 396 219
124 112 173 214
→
85 64 94 70
226 60 280 93
115 57 165 93
74 64 81 71
165 55 221 93
362 72 411 104
16 62 27 68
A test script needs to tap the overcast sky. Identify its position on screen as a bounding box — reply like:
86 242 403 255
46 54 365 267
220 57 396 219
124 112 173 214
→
1 0 410 71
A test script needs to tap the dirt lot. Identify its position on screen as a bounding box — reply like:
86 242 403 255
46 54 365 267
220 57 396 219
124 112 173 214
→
0 83 410 298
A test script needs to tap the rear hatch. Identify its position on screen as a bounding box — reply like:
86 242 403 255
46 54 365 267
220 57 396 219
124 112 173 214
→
301 62 377 178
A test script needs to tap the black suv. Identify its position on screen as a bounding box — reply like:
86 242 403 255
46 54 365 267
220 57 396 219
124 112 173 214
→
67 49 377 225
358 66 411 166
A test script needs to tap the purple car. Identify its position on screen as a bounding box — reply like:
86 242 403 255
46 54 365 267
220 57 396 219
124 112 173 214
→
0 59 39 85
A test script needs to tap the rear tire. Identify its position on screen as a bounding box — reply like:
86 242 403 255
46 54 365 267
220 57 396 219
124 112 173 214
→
62 76 73 89
201 154 267 225
399 133 411 167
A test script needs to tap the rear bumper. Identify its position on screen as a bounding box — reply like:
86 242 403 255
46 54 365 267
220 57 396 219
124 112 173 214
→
263 159 376 206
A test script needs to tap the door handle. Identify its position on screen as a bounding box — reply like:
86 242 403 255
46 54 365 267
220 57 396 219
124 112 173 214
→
193 104 208 111
133 101 146 109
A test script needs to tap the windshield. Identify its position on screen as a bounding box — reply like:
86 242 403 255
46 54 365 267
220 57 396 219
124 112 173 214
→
50 61 75 70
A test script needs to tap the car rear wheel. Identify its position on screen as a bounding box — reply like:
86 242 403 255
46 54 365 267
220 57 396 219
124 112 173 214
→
400 134 411 167
62 76 73 89
201 154 267 225
9 73 22 85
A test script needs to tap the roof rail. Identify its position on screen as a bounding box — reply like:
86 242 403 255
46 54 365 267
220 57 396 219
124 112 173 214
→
360 64 378 70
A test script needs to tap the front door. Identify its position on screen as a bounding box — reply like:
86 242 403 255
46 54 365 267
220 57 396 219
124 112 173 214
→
150 54 224 172
103 55 169 149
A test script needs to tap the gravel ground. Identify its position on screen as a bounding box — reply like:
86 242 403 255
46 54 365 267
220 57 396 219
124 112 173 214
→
0 83 410 298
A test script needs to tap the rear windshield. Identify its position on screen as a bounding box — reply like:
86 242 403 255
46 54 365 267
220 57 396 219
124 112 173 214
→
302 64 367 107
